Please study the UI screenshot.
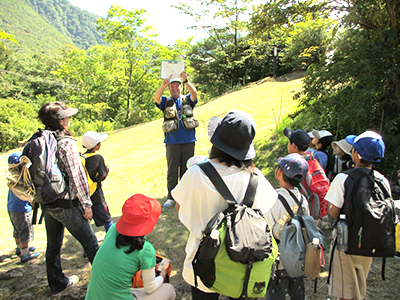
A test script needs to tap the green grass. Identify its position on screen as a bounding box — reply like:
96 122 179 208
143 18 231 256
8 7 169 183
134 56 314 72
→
0 75 303 297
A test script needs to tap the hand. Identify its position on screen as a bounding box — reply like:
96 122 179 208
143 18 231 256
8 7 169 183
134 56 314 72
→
83 207 93 220
180 71 187 81
162 75 172 87
106 165 110 173
159 261 170 279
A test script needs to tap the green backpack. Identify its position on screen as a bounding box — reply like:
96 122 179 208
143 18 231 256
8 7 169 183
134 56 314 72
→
193 162 278 299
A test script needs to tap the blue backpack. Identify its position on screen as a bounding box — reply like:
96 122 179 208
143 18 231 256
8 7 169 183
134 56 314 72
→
23 130 69 204
278 190 325 279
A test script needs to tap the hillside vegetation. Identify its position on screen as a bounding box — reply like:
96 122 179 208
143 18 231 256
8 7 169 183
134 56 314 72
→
0 0 105 52
0 0 73 52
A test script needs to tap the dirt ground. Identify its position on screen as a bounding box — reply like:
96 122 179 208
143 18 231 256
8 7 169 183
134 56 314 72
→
1 225 400 299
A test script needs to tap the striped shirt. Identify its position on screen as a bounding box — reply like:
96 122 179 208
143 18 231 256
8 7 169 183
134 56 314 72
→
57 137 92 210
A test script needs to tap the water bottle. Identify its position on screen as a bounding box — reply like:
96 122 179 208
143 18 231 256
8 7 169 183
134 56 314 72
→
337 214 348 252
198 229 220 260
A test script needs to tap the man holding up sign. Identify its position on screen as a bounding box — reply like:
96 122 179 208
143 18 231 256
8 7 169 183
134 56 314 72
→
154 70 198 207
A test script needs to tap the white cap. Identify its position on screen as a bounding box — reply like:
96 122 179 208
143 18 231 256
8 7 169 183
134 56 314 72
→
312 129 333 139
339 214 346 219
312 237 320 245
82 131 108 149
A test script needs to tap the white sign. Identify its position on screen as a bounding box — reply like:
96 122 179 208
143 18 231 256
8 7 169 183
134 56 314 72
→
161 60 185 79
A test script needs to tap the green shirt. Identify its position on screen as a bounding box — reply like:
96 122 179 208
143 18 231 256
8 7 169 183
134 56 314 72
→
85 224 156 300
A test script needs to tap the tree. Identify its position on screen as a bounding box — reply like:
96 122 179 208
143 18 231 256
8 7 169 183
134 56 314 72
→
97 5 161 126
290 0 400 179
173 0 264 96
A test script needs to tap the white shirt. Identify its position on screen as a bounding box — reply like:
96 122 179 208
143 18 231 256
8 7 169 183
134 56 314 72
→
172 161 277 293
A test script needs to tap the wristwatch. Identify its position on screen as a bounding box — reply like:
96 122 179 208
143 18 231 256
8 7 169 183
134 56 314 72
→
183 79 188 84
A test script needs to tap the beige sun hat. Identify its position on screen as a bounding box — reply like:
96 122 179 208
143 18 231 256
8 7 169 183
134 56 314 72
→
332 139 353 155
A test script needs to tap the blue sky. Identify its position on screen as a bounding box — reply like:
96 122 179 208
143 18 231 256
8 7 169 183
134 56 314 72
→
68 0 208 46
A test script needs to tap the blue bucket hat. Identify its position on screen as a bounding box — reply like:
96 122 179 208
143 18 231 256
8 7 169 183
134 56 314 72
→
345 131 385 162
276 153 309 182
8 151 22 165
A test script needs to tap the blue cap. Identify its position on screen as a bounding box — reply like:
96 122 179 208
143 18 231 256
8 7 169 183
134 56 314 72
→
276 153 309 182
345 131 385 162
8 151 22 165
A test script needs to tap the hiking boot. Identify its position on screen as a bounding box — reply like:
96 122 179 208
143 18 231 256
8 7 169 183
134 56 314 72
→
20 251 40 263
16 246 36 256
52 275 80 295
164 199 175 207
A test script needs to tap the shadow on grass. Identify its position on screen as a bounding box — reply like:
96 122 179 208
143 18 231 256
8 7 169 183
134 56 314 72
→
254 131 288 187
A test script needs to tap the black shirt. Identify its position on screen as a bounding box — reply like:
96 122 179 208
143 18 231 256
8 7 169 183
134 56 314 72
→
84 151 108 204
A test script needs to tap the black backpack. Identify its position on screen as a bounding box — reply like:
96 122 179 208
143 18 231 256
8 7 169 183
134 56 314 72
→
342 168 396 258
328 168 396 283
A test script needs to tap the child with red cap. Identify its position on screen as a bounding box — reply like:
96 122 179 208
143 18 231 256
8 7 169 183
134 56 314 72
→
86 194 176 300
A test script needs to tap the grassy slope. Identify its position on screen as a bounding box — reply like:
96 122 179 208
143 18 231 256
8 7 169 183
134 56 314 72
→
0 0 74 52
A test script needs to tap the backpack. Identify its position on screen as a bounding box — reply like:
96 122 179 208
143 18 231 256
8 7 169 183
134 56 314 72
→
4 155 35 201
327 168 396 283
300 155 330 219
192 162 278 299
341 168 396 257
79 153 98 196
278 190 325 279
22 129 69 204
331 156 355 181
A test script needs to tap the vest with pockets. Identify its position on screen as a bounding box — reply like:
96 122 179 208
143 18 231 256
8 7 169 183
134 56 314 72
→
162 96 198 132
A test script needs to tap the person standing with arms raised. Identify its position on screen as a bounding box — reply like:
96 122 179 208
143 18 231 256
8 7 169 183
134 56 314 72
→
154 71 198 207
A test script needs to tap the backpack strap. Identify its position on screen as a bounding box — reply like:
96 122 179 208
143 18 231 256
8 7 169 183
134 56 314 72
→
198 162 258 208
278 193 309 244
278 194 295 219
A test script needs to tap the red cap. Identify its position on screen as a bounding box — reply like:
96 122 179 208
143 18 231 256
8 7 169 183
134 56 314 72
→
116 194 161 237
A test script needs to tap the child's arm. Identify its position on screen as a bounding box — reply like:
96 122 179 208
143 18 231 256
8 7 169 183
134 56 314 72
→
95 156 109 182
329 203 340 220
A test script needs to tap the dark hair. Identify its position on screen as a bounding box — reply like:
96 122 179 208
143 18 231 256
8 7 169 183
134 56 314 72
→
341 154 351 162
289 139 308 152
209 145 255 172
38 102 73 137
319 136 333 149
115 234 145 254
360 158 373 167
280 168 302 187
